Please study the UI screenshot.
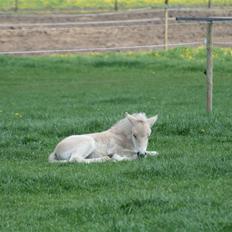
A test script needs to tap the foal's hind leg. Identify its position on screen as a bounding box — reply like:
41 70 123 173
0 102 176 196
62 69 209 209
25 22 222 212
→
68 137 110 163
68 136 95 162
70 156 111 163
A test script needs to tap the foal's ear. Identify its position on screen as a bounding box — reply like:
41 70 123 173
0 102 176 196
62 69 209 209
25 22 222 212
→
125 112 137 125
147 115 158 127
125 112 129 117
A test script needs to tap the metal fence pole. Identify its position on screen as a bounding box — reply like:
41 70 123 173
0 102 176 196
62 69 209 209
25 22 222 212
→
206 21 213 112
164 0 169 50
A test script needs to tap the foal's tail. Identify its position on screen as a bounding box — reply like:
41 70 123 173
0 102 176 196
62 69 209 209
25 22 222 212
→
48 152 57 163
48 152 68 163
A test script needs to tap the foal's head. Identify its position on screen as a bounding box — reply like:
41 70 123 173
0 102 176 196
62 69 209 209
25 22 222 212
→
126 113 158 157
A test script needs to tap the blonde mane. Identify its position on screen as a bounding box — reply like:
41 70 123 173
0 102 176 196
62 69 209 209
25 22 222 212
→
110 113 148 135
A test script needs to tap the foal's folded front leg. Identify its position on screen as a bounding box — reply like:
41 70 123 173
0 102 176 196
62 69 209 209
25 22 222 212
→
69 156 111 163
111 153 137 161
146 151 159 157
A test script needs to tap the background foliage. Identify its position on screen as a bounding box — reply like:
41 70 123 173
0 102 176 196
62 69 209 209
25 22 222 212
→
0 0 231 10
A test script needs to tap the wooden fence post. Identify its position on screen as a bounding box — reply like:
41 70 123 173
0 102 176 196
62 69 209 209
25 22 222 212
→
114 0 118 11
164 0 169 50
176 16 232 113
206 21 213 112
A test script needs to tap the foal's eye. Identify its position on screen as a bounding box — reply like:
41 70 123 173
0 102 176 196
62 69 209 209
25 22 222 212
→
133 134 137 139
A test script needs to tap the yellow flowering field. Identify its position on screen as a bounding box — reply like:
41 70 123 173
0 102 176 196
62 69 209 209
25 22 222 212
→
0 0 231 10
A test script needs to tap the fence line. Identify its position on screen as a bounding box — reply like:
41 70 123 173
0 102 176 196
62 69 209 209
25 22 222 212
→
1 41 230 55
1 19 230 30
0 7 231 55
0 42 202 55
0 22 210 31
214 41 232 45
0 16 230 30
0 17 173 28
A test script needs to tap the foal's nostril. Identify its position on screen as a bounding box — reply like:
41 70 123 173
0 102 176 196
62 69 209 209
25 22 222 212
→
137 152 146 158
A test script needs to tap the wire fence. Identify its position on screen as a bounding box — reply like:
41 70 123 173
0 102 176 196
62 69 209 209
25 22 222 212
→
0 3 231 55
0 19 231 55
1 20 231 29
1 1 231 114
0 42 204 55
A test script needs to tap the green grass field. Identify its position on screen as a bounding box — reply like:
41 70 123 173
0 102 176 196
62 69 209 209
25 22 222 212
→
0 0 231 11
0 48 232 231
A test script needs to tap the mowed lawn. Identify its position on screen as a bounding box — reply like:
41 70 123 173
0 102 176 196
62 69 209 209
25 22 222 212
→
0 49 232 231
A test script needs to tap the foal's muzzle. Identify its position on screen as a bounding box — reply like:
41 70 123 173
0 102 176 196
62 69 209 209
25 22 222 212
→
137 152 147 159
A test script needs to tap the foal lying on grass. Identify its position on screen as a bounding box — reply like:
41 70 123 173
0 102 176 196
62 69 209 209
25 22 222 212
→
49 112 158 163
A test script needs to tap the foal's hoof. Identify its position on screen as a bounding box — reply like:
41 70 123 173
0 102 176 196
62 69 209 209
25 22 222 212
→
103 156 111 161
